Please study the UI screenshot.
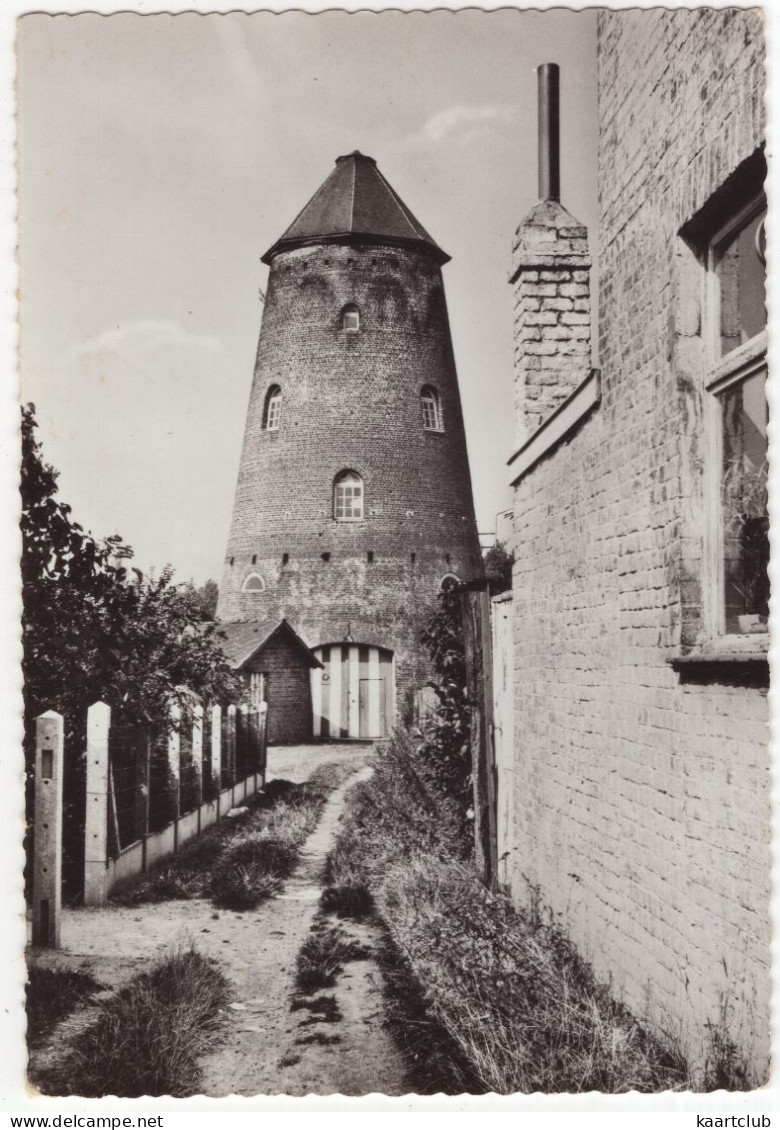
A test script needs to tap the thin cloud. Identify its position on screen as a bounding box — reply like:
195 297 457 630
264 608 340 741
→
402 104 516 148
72 319 221 359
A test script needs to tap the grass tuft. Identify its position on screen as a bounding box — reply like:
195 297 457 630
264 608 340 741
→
31 947 229 1098
26 967 105 1050
379 856 688 1094
319 883 374 920
294 1032 342 1047
290 994 343 1023
294 920 371 995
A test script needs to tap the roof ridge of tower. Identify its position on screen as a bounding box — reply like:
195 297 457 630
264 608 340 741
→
261 153 450 265
371 162 436 244
348 155 357 230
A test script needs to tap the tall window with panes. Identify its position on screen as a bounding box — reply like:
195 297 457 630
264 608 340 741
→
706 194 768 636
421 385 443 432
263 385 282 431
334 470 364 520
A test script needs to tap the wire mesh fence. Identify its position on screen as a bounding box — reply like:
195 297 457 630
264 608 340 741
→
28 698 267 907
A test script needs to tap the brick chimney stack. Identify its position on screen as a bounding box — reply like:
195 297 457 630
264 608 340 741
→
510 64 592 444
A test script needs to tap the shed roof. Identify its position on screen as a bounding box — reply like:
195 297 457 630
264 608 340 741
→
214 619 323 671
262 151 450 265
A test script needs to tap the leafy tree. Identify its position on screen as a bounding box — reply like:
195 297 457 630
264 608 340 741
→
483 540 514 593
191 578 219 620
22 405 242 900
21 404 240 728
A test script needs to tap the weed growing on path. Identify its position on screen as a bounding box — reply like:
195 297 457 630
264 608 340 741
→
26 967 105 1049
278 1051 302 1068
319 882 374 920
294 919 371 995
111 761 358 910
290 994 343 1023
31 947 229 1098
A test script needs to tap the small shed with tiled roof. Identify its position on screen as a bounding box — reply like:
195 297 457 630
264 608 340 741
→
215 619 322 745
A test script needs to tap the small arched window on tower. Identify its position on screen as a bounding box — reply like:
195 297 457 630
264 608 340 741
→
341 305 360 333
334 470 364 521
262 385 282 431
421 385 443 432
242 573 266 593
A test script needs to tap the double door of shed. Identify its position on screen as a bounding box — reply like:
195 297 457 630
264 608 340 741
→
311 643 394 739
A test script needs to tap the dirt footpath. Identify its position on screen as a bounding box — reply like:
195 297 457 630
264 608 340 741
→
31 747 409 1097
198 760 407 1096
265 741 369 785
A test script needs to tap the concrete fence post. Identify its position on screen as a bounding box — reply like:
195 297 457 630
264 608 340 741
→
226 704 237 806
211 704 222 816
136 727 151 873
238 703 249 788
259 702 268 785
248 705 259 791
192 704 204 830
32 710 64 946
84 701 110 908
168 701 181 850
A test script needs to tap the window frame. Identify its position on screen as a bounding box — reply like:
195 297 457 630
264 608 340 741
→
342 305 360 333
421 385 444 433
700 190 768 649
242 572 266 593
333 470 364 522
262 385 282 432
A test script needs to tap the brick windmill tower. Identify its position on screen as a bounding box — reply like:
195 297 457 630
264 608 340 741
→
218 152 481 738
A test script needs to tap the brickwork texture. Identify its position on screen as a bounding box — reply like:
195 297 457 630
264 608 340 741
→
243 636 313 745
218 232 482 710
510 198 592 442
509 9 769 1078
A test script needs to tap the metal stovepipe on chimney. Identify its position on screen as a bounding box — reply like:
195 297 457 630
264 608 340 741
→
538 62 560 202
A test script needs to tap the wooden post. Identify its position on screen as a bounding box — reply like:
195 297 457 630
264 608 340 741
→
226 704 237 806
192 704 204 831
168 702 181 850
460 583 499 890
211 704 222 816
84 701 110 907
32 711 64 946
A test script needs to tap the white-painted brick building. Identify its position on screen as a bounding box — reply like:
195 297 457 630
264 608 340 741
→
506 10 768 1081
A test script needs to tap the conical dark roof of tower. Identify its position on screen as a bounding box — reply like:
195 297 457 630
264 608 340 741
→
261 152 450 265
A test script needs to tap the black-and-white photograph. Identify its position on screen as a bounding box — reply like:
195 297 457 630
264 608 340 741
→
14 2 771 1106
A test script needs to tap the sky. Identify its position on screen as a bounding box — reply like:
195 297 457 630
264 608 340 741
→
17 9 598 585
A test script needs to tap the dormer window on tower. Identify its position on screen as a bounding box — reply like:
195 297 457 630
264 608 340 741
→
421 386 443 432
342 305 360 332
334 470 364 520
263 385 282 431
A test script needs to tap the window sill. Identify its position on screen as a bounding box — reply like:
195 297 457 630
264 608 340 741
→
669 640 768 685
